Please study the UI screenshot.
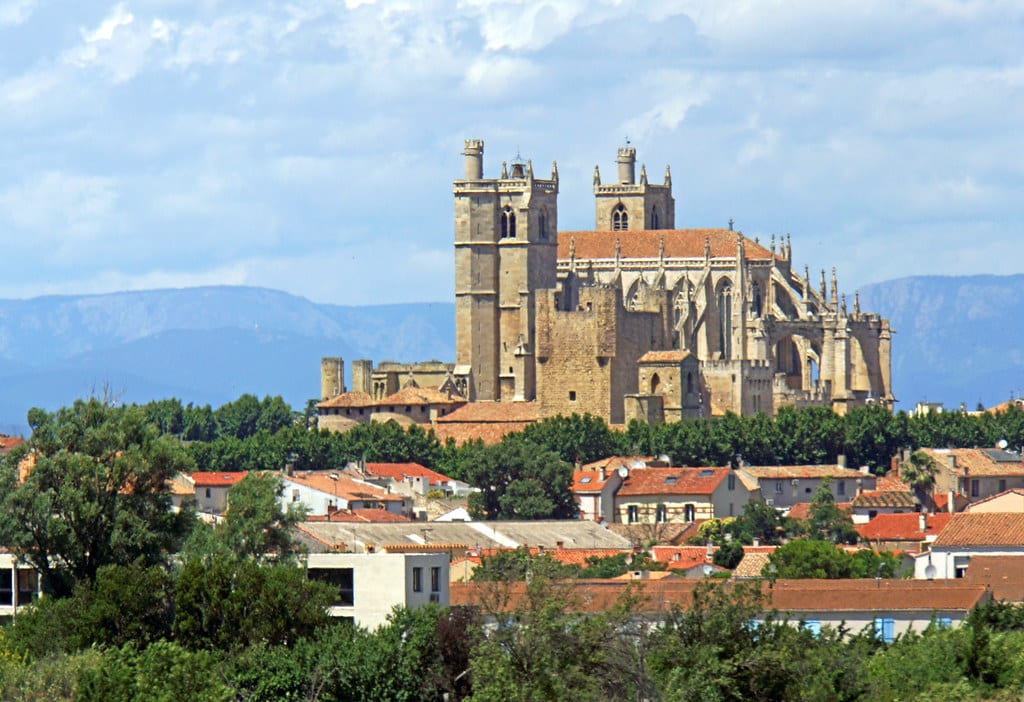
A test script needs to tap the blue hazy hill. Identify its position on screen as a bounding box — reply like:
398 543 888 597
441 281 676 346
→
0 276 1018 434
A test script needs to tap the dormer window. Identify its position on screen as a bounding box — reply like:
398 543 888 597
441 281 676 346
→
612 204 628 231
501 206 517 238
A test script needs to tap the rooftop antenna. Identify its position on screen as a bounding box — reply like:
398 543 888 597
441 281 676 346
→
728 218 734 231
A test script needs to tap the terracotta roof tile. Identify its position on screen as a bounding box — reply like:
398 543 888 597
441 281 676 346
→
932 512 1024 548
733 551 773 578
741 465 871 480
851 490 918 509
435 401 539 424
637 350 694 363
856 512 951 542
572 470 614 492
919 448 1024 477
557 229 772 261
191 471 248 488
582 456 660 470
318 392 375 409
432 421 532 446
964 555 1024 601
365 462 454 486
305 509 412 523
617 467 730 497
285 472 406 503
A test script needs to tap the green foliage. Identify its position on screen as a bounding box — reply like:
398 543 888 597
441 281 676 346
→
461 437 577 520
173 554 333 651
75 641 232 702
807 479 859 545
0 648 104 702
713 541 744 569
519 413 625 465
724 500 795 545
0 399 195 597
767 540 855 579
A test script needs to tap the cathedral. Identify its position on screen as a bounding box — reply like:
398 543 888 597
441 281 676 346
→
451 139 893 424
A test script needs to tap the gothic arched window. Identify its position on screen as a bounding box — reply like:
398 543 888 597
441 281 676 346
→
650 373 661 395
538 209 547 240
751 281 762 317
612 204 628 231
501 206 516 238
651 206 659 229
718 282 732 360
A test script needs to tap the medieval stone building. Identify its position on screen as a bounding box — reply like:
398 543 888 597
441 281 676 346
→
451 139 893 424
320 139 893 431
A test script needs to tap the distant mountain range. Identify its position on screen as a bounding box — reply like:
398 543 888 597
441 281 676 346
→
0 276 1018 434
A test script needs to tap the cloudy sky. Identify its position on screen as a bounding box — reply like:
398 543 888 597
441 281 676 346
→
1 1 1022 305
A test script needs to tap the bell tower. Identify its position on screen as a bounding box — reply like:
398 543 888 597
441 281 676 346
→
593 144 675 231
453 139 558 401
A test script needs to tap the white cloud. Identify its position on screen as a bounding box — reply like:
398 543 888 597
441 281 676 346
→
0 0 35 26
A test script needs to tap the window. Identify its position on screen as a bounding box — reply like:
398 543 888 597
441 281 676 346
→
728 473 736 490
935 616 953 629
538 210 547 239
650 206 659 229
664 476 677 485
655 504 667 523
612 204 628 231
579 476 592 484
501 206 517 238
803 619 821 636
999 479 1007 492
292 489 300 502
431 566 441 592
412 567 423 592
205 488 211 499
717 283 732 359
970 479 979 498
684 504 695 522
309 568 354 607
775 481 784 494
837 481 846 496
569 391 577 402
627 505 638 524
873 617 894 643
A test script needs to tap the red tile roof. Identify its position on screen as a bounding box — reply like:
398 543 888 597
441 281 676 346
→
785 502 852 519
741 465 870 480
319 386 465 410
851 490 917 509
365 462 453 486
0 435 24 451
191 471 248 488
435 401 539 423
932 513 1024 548
919 448 1024 477
571 470 615 492
617 467 729 497
432 422 532 446
856 512 951 542
964 555 1024 602
285 472 406 503
637 350 694 363
557 229 772 261
305 509 412 523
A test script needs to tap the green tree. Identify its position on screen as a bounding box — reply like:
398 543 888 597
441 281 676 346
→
765 540 853 579
807 479 859 545
0 400 195 597
461 437 577 520
713 540 744 569
519 413 623 465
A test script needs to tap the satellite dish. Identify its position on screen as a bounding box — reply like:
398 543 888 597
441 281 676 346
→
618 466 629 479
998 439 1009 449
703 564 713 577
925 564 937 580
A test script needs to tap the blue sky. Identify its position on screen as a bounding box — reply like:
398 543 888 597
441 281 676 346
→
1 1 1022 305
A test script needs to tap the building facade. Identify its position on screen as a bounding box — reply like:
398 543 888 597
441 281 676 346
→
452 140 893 422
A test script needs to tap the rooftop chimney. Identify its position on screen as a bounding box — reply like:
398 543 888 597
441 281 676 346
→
837 454 847 468
919 513 927 533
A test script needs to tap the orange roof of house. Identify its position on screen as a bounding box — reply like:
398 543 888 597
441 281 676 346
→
964 555 1024 602
432 421 532 446
617 467 729 497
856 512 951 542
572 469 616 492
319 386 465 410
285 472 406 502
919 448 1024 477
557 229 772 261
435 401 539 424
365 462 453 486
191 471 248 488
786 502 852 519
851 490 918 510
0 435 24 451
932 512 1024 548
741 465 870 480
305 509 412 523
876 472 912 491
637 350 694 364
582 456 660 470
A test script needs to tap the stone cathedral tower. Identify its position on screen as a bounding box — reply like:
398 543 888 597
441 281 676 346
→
453 140 559 402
